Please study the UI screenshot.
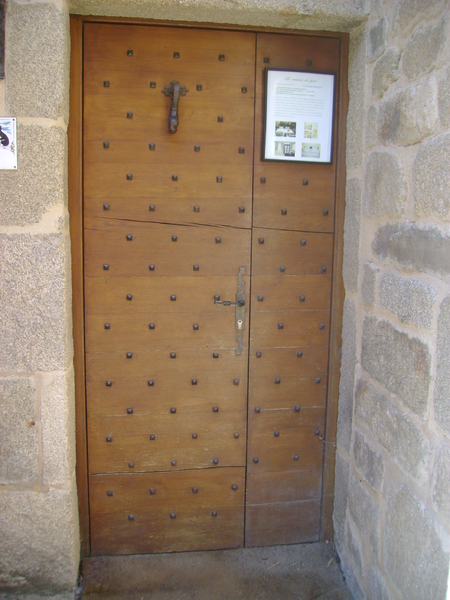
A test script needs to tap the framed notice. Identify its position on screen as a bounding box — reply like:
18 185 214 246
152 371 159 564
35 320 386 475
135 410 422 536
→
0 117 17 170
263 69 335 164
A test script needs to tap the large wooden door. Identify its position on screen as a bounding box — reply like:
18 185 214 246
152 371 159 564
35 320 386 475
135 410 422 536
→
82 23 341 555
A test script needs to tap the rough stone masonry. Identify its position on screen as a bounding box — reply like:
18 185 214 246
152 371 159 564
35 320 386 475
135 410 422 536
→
0 0 449 598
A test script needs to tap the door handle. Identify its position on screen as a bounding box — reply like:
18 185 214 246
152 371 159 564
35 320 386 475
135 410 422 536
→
162 80 188 133
215 267 246 355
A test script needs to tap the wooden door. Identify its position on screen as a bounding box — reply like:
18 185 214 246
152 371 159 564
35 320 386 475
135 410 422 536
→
82 23 342 555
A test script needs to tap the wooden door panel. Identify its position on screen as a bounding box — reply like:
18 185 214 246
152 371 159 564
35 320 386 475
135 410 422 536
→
90 468 245 555
245 501 320 547
253 196 334 233
88 412 246 474
249 377 326 410
249 346 329 377
246 469 322 505
248 406 325 434
251 276 331 310
250 310 330 347
252 229 333 275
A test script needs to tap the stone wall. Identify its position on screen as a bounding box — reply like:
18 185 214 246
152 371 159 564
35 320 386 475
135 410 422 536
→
335 0 450 598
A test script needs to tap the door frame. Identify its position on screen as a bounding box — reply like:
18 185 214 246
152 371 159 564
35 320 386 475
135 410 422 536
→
68 14 349 557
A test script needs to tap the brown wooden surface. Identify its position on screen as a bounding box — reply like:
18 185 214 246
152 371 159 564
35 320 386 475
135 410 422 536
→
90 468 245 554
246 469 322 505
251 275 331 311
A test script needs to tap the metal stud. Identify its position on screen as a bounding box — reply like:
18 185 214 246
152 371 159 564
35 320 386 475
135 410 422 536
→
103 142 109 149
196 84 202 91
194 145 200 152
234 433 239 438
149 323 155 330
192 379 197 385
126 352 132 358
294 405 301 412
280 266 286 272
149 204 156 211
149 264 155 271
126 294 133 300
214 295 220 301
258 296 264 302
128 514 135 520
301 239 307 246
106 380 112 386
213 352 219 358
239 147 245 153
281 208 287 215
217 116 223 122
303 178 308 185
319 323 325 329
127 50 133 56
193 264 199 271
103 264 109 270
275 377 281 384
106 436 112 442
260 177 266 183
172 234 178 241
216 176 222 183
173 52 180 58
241 86 247 93
296 351 303 357
258 238 264 244
149 143 155 150
170 352 176 358
314 429 320 436
193 206 200 212
254 407 261 413
170 407 177 414
103 81 110 87
306 59 312 66
107 490 113 496
126 234 133 240
127 408 133 414
212 458 219 465
128 462 134 468
171 460 177 466
211 510 218 517
170 512 176 518
299 295 306 302
231 484 238 490
172 175 178 181
213 406 219 412
192 487 199 493
315 377 321 383
239 206 245 213
149 434 156 440
321 266 327 273
193 324 199 330
192 433 198 439
219 54 225 61
170 295 176 301
104 323 111 329
278 323 284 329
215 237 221 243
148 380 154 386
233 379 239 385
293 454 299 461
127 112 133 119
253 457 259 463
150 82 156 88
264 57 270 63
323 209 329 215
103 203 110 210
149 488 156 495
274 431 279 437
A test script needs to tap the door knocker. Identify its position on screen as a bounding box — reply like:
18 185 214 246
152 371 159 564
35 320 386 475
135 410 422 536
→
162 81 189 133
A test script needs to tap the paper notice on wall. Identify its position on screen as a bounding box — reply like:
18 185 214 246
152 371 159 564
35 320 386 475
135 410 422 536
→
0 117 17 169
263 70 335 163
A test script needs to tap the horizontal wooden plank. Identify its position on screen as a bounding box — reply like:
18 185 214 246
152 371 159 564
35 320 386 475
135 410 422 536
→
249 375 326 410
252 229 333 276
253 195 335 233
247 427 323 473
85 311 248 353
248 406 325 434
249 346 329 378
84 219 251 278
245 500 320 547
250 276 331 311
88 411 247 474
250 309 330 347
246 468 322 505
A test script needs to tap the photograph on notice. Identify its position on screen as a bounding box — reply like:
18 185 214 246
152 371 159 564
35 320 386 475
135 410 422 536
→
0 118 17 170
274 141 296 157
301 143 321 159
304 122 318 139
275 121 296 137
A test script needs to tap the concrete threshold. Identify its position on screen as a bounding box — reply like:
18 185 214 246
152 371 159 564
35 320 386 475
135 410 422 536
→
81 542 352 600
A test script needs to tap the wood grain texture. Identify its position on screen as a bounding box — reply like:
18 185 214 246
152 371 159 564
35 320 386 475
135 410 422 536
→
246 469 322 505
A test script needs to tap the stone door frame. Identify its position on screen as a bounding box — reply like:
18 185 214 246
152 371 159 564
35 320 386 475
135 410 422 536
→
68 14 349 557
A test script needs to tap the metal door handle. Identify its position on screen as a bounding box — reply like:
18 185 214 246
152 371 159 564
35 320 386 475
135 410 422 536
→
214 298 245 307
162 80 188 133
215 267 246 355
